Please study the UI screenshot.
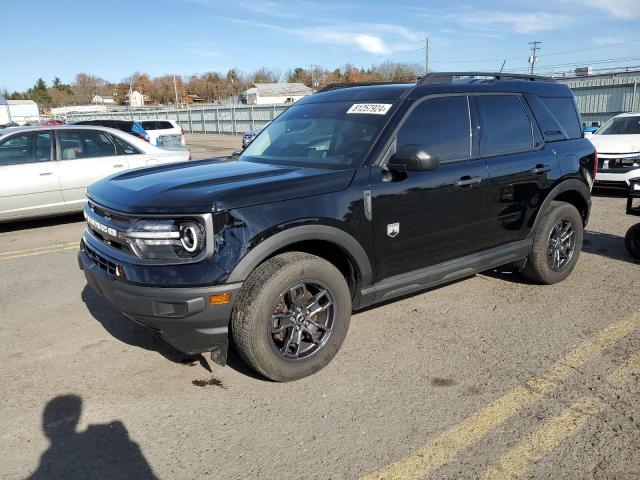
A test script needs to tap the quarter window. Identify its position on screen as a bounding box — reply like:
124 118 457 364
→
477 95 533 156
0 132 52 166
542 97 582 139
59 130 117 160
396 96 470 162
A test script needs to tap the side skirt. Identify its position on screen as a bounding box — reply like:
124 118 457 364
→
358 239 532 308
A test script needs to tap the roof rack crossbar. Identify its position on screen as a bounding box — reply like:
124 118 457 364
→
315 81 409 93
418 72 555 85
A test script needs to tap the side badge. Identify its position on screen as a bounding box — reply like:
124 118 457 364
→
387 222 400 238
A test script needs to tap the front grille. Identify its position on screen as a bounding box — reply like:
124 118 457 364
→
85 243 118 276
86 201 135 256
598 156 640 173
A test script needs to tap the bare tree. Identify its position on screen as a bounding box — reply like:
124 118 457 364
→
72 73 106 104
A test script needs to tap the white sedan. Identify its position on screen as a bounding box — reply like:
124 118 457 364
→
589 113 640 188
0 125 191 222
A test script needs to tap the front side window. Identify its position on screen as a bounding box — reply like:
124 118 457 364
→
239 101 391 168
477 95 534 156
0 132 51 166
597 116 640 135
396 96 471 162
59 130 117 160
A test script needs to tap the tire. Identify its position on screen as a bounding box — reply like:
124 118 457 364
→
522 201 583 285
625 223 640 259
231 252 351 382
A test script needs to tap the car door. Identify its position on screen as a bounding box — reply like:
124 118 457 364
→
369 95 491 281
475 94 560 246
56 129 128 210
0 130 64 221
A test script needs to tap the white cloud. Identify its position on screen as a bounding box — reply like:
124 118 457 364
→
586 0 640 19
223 18 423 55
592 36 624 47
456 11 571 34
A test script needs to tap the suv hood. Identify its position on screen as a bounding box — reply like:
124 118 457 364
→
87 158 356 214
589 134 640 154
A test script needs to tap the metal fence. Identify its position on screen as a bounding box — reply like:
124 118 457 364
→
65 104 290 134
556 71 640 125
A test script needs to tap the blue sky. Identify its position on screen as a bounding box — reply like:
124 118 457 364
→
1 0 640 91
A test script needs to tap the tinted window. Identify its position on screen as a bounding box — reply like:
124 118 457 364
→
59 131 117 160
156 121 173 129
542 97 581 139
597 116 640 135
0 132 52 166
396 96 470 162
113 135 141 154
141 121 157 130
478 95 533 156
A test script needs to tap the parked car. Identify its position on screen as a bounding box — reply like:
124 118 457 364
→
583 123 600 136
140 120 186 149
589 113 640 188
242 123 269 148
74 119 150 142
0 125 190 222
78 72 596 381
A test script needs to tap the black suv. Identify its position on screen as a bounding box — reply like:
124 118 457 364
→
78 72 597 381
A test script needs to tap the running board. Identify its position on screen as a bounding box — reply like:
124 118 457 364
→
359 239 532 306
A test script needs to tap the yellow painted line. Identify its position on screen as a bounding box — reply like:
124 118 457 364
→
481 351 640 480
361 314 640 480
0 243 78 261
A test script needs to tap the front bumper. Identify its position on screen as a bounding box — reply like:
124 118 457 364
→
595 167 640 187
78 246 242 354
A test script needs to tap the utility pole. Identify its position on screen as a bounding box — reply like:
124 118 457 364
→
528 41 541 75
424 37 429 74
173 74 179 109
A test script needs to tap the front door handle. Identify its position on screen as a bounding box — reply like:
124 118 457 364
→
113 163 124 168
39 172 53 176
530 164 551 174
454 176 481 188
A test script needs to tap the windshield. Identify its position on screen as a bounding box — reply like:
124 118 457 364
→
597 116 640 135
239 101 392 168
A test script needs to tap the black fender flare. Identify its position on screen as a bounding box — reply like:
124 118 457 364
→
528 179 591 237
226 225 373 286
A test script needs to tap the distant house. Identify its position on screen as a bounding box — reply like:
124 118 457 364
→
243 83 312 105
180 94 204 104
91 95 116 105
124 90 145 107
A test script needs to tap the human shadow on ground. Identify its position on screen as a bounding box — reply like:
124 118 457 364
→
28 395 156 479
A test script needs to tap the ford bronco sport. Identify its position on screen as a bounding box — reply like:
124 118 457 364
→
78 72 597 381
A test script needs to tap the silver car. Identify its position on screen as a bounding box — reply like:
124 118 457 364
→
0 125 191 222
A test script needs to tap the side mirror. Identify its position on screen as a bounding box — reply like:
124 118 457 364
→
388 144 440 172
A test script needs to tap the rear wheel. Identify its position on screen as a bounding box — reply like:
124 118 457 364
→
625 223 640 259
522 201 583 284
231 252 351 382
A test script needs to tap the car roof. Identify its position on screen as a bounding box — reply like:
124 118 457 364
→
0 124 149 140
297 75 572 106
613 112 640 118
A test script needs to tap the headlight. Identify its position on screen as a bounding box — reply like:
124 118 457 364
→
124 219 206 261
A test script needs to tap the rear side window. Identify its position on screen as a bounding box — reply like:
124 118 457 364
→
141 121 158 130
396 96 470 162
59 130 117 160
157 121 173 130
541 97 582 139
112 135 141 154
477 95 533 156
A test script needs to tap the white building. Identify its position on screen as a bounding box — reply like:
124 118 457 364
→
91 95 116 105
243 83 312 105
125 90 145 107
3 100 40 125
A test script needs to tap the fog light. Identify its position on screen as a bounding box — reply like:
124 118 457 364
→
209 293 231 304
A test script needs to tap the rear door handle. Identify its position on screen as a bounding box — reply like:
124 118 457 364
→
530 164 551 174
454 176 482 188
39 172 53 176
112 164 124 168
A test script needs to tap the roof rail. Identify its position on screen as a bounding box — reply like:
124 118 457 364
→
418 72 555 85
315 81 411 93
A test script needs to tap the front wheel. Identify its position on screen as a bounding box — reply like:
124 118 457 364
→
522 201 584 284
231 252 351 382
625 223 640 259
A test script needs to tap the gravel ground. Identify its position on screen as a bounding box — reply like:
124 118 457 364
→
1 135 639 480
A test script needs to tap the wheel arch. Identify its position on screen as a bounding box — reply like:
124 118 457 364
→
529 179 591 236
226 225 373 292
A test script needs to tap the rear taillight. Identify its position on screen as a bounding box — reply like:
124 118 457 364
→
593 151 598 179
180 126 184 136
